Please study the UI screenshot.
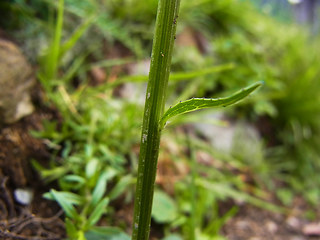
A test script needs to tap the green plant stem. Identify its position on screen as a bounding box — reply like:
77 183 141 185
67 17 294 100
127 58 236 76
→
49 0 64 80
189 134 197 240
131 0 181 239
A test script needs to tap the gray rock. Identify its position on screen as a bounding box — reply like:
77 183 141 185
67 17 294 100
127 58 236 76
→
193 112 236 152
14 188 33 205
0 39 35 124
194 112 261 155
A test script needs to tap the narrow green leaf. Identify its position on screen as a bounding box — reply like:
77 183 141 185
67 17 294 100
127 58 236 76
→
49 189 80 220
89 58 134 69
169 63 234 81
162 235 183 240
78 231 86 240
196 179 284 212
116 63 234 85
160 81 263 128
31 159 46 172
85 198 109 229
40 166 69 181
62 175 86 185
47 0 64 80
109 175 133 201
90 169 117 209
62 53 87 84
85 226 130 240
65 218 78 240
60 174 86 190
85 158 100 179
44 190 85 205
204 206 238 235
89 226 128 235
59 16 95 59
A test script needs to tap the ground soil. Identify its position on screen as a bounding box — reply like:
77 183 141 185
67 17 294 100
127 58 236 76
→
222 199 320 240
0 88 66 240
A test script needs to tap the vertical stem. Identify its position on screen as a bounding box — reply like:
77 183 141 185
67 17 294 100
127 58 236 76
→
189 134 197 240
50 0 64 80
132 0 181 239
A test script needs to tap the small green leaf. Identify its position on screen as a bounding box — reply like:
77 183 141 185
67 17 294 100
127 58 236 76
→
62 175 86 185
60 174 86 191
65 218 78 239
85 198 109 229
49 189 80 220
86 158 100 179
40 166 69 182
85 144 94 158
78 231 86 240
169 63 234 81
62 53 87 84
276 188 293 206
160 81 263 128
152 190 178 223
109 175 133 201
59 16 95 59
90 169 117 209
162 235 183 240
117 63 234 85
44 190 85 205
85 226 130 240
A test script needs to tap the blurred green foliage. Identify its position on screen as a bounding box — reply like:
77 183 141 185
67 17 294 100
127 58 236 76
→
250 0 293 22
209 9 320 203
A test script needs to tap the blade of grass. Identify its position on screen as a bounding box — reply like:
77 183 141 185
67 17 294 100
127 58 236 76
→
59 15 95 59
62 53 87 84
98 63 235 91
47 0 64 81
118 63 235 84
169 63 234 81
187 133 197 240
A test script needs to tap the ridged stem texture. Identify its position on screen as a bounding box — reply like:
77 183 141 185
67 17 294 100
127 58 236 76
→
131 0 181 239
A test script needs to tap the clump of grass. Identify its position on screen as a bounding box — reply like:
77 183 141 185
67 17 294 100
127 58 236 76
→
32 1 138 239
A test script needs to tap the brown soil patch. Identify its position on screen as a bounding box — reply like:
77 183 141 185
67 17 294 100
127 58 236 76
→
0 92 66 239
